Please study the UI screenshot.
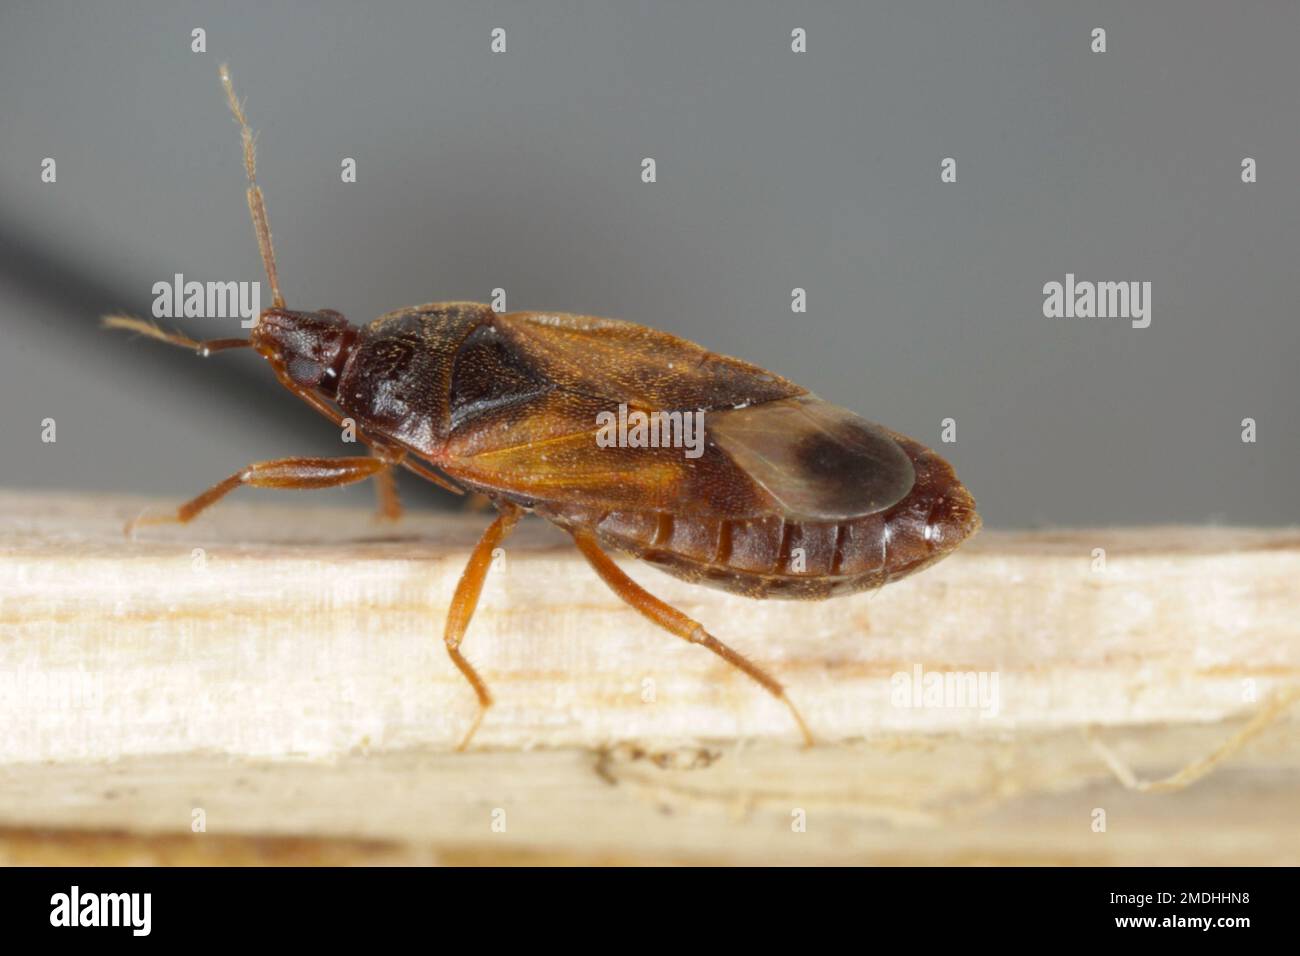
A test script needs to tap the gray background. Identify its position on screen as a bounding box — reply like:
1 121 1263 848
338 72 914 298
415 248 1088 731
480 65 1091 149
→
1 1 1296 528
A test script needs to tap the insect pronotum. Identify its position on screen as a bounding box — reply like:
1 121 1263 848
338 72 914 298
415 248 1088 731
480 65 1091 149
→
106 65 981 749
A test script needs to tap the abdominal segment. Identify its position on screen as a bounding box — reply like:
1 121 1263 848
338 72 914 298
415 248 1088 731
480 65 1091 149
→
536 430 980 600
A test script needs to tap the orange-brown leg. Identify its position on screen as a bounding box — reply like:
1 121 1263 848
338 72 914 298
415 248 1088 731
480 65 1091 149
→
570 528 814 747
370 451 403 522
127 456 389 533
444 503 521 750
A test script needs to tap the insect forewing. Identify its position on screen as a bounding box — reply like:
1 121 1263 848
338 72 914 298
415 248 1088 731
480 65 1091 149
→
440 312 914 521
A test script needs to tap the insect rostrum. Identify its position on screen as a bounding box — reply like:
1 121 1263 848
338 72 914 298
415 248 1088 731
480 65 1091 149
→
105 66 980 749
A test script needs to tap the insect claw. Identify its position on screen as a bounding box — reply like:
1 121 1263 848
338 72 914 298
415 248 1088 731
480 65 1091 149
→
786 698 816 748
123 508 151 538
124 509 180 538
456 706 488 752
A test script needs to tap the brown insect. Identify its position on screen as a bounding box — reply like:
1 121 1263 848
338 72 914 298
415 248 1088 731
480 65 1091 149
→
106 66 980 748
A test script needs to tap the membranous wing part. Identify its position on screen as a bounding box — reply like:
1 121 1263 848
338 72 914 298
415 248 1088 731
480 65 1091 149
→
706 396 916 520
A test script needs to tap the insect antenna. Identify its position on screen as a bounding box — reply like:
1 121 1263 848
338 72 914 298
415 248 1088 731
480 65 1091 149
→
219 63 284 311
101 314 251 356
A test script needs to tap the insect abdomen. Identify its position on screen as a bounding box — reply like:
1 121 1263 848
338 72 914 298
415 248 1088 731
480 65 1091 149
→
539 432 978 600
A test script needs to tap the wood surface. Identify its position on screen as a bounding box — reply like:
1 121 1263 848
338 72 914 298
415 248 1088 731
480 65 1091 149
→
1 491 1296 864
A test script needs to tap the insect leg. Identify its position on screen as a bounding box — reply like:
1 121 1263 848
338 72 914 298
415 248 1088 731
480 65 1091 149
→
443 503 522 750
126 456 389 534
569 528 814 747
370 449 403 522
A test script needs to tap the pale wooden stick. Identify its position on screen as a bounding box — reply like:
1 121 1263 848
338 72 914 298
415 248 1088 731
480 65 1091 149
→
1 492 1297 863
